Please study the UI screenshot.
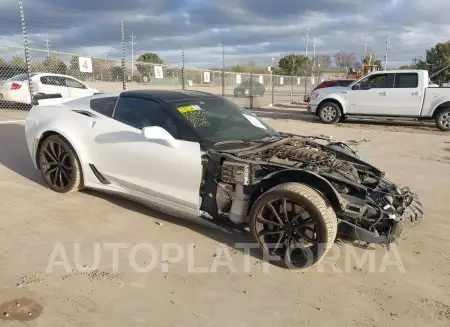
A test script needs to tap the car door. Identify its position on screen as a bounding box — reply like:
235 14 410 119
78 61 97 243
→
345 73 394 115
65 77 93 98
387 72 423 116
87 96 203 215
39 75 70 98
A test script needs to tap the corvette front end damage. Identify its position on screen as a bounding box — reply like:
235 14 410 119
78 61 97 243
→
211 134 424 246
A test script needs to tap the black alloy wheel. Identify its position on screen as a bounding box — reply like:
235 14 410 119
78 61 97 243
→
38 135 83 193
250 183 337 269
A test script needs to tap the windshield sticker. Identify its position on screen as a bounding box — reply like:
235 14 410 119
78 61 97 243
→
243 114 267 129
179 109 212 128
177 105 201 113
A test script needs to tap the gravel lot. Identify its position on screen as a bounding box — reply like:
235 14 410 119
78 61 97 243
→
1 108 449 327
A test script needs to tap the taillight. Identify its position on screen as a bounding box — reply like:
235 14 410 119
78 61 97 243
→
11 82 22 90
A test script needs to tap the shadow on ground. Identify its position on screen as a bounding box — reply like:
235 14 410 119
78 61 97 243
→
249 107 441 133
0 123 275 266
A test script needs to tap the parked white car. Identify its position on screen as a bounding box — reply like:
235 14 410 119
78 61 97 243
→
0 73 99 107
307 70 450 131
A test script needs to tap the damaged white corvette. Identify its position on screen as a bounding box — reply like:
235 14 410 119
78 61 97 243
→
24 90 424 268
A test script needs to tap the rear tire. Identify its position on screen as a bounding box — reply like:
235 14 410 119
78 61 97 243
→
249 182 337 270
38 134 83 193
318 102 342 124
435 108 450 131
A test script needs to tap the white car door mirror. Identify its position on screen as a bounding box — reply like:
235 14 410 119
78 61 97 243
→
141 126 180 148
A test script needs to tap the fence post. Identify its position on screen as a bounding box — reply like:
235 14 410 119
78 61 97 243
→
121 21 126 91
18 0 34 105
221 45 225 96
271 69 275 106
249 71 254 109
181 37 185 90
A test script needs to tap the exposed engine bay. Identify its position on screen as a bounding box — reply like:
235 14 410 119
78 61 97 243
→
205 135 423 245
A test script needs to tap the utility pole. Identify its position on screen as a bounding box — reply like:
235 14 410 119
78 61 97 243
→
364 35 368 56
304 27 310 57
43 34 51 58
384 36 391 70
129 33 137 81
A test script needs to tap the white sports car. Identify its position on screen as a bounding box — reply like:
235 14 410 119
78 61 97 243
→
24 90 424 269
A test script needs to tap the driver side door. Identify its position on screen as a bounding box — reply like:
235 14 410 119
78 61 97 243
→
88 96 203 216
345 73 394 115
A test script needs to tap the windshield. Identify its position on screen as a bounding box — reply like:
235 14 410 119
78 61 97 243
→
169 97 279 144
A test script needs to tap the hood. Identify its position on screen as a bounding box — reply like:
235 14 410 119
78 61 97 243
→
313 85 349 95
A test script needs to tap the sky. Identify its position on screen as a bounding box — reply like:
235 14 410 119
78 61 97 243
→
0 0 449 68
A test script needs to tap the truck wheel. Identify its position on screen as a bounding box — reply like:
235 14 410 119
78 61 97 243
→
318 102 342 124
249 182 337 270
435 108 450 131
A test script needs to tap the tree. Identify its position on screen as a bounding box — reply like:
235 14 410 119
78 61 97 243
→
334 52 357 69
136 52 164 77
43 55 67 74
424 41 450 83
314 55 331 70
9 56 26 69
362 52 384 70
278 54 309 75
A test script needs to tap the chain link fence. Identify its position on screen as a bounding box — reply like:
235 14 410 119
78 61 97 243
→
0 43 344 111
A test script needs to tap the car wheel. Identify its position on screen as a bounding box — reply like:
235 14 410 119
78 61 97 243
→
435 108 450 131
318 102 342 124
249 182 337 270
38 134 83 193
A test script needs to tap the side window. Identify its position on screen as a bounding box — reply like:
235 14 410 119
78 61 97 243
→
66 78 87 89
90 97 118 117
113 97 180 138
359 73 393 89
40 76 65 86
394 73 418 88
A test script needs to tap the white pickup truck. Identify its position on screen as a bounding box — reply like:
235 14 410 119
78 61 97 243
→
307 70 450 131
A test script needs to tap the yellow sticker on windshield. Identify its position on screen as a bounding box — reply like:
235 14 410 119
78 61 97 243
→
177 105 195 113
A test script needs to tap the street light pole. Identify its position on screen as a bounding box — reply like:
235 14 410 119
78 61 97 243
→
271 57 275 106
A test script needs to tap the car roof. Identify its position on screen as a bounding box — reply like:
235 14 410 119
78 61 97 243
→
121 89 220 102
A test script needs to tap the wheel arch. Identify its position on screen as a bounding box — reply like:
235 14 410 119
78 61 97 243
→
254 169 344 212
432 101 450 118
316 98 344 116
35 130 86 186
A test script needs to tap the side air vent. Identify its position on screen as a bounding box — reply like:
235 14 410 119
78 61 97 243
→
72 110 97 118
89 164 111 184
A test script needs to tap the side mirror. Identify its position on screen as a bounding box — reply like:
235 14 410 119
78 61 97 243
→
352 83 361 90
141 126 179 148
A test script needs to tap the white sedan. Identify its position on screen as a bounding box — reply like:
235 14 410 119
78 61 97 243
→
0 73 99 107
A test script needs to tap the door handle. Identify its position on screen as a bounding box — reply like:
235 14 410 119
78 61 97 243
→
379 92 387 96
412 92 421 96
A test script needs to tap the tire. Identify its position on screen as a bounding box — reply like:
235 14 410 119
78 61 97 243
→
402 195 424 228
249 182 338 270
38 134 83 193
318 102 342 124
435 108 450 131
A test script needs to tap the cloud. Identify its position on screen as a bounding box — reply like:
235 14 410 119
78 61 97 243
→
0 0 448 68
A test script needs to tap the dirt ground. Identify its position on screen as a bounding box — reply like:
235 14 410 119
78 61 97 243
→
0 108 449 327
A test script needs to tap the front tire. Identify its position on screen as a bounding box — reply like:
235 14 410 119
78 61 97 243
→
38 135 83 193
249 183 338 270
318 102 342 124
435 108 450 131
